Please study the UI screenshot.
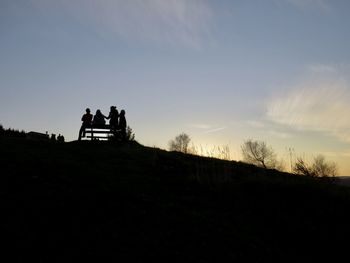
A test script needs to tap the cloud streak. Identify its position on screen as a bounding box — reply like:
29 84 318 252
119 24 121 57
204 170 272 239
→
189 123 212 129
203 127 226 134
266 66 350 142
277 0 330 11
31 0 212 48
189 123 226 134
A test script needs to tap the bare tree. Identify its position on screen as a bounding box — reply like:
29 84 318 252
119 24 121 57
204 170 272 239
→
241 139 278 169
125 126 135 141
293 157 314 177
169 133 191 153
293 155 337 178
313 155 338 177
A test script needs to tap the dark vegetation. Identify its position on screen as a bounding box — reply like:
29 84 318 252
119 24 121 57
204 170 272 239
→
0 124 26 138
1 131 350 262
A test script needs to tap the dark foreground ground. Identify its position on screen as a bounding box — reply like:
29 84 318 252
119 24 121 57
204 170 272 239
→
1 136 350 262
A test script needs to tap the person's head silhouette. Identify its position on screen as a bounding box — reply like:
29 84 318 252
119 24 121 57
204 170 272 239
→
86 108 91 114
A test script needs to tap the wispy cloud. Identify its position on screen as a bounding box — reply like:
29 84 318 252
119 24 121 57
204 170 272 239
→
320 151 350 158
266 65 350 142
31 0 213 48
203 127 226 134
267 130 293 139
189 123 212 129
277 0 330 11
245 120 293 139
189 123 226 134
307 64 337 73
245 120 266 129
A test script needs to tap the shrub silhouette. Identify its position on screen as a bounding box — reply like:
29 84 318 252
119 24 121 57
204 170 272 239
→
294 155 338 179
0 124 26 138
168 132 191 153
241 139 281 169
125 126 135 141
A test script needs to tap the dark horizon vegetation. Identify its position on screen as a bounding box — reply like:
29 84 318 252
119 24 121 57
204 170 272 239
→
1 126 350 261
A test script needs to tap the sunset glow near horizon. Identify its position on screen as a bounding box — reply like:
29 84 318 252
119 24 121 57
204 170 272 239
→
1 0 350 175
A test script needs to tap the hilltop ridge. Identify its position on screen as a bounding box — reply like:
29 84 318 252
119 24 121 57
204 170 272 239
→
1 136 350 262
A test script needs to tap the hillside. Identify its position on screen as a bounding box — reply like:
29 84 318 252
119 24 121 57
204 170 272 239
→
1 136 350 262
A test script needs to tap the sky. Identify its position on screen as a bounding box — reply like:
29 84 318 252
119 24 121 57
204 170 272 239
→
1 0 350 175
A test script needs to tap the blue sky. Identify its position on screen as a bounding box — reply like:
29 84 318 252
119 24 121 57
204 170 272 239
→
1 0 350 175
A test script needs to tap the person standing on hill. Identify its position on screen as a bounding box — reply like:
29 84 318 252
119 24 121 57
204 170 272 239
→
106 106 119 133
119 109 127 141
78 108 93 140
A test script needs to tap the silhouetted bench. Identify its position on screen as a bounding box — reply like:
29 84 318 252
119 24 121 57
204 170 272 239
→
84 125 119 140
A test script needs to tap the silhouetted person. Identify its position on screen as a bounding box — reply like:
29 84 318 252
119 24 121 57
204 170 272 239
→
92 109 106 127
57 134 65 142
51 134 56 141
78 108 93 140
119 109 127 141
106 106 119 133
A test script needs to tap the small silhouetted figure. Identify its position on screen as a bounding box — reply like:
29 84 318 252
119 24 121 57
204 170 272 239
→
106 106 119 133
119 109 127 141
78 108 93 140
51 134 56 141
92 109 106 126
57 134 65 142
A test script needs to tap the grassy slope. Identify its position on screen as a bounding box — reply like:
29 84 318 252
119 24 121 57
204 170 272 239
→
1 136 350 262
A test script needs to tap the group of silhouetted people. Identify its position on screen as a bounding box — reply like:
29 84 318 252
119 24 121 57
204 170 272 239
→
49 133 65 142
78 106 127 141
